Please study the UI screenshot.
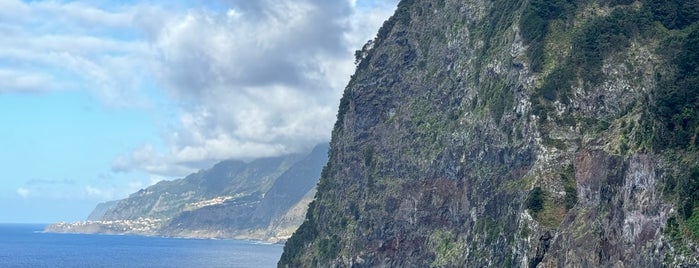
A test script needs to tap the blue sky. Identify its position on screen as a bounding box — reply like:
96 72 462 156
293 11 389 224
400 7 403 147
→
0 0 397 223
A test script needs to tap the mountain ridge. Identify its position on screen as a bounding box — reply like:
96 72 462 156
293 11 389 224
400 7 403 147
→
46 143 328 243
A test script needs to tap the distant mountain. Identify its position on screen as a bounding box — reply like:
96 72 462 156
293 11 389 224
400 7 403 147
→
101 153 304 222
86 200 118 221
46 143 328 243
160 144 328 241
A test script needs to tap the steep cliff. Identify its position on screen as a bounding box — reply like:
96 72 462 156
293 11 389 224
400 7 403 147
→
280 0 699 267
46 144 328 242
86 200 118 221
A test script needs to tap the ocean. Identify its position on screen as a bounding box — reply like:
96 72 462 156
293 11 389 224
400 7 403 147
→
0 223 283 268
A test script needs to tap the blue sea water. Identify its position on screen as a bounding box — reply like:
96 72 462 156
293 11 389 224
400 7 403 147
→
0 224 283 268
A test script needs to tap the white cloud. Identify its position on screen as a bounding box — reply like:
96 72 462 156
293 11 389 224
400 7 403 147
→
0 0 30 20
0 69 56 93
0 1 163 105
3 0 398 177
17 187 30 199
127 0 398 176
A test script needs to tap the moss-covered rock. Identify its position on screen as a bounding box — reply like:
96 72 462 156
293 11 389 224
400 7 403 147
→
280 0 699 267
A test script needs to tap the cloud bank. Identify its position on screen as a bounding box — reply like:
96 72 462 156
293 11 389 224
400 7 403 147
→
2 0 397 177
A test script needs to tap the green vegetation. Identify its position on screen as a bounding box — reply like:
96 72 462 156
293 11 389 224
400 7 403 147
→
521 0 698 77
479 0 522 55
666 210 699 257
665 215 683 245
525 0 699 159
564 183 578 210
538 65 574 103
317 235 341 260
363 147 375 167
653 27 699 149
468 0 521 123
529 5 651 121
653 19 699 227
679 167 699 220
526 187 545 213
661 164 699 245
334 85 352 132
643 0 699 30
572 7 650 84
428 230 464 267
279 201 318 266
477 76 514 123
538 200 568 228
685 209 699 238
526 175 573 228
560 165 577 210
520 0 574 72
374 0 416 45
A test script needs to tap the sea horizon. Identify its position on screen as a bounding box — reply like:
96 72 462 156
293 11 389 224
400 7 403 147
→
0 223 283 268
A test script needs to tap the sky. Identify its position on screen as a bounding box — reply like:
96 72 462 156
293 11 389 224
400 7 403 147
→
0 0 398 223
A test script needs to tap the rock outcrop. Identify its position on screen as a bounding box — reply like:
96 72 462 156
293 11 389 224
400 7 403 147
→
280 0 699 267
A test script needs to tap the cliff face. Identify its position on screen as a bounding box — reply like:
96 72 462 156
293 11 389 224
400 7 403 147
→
86 200 118 221
46 144 328 243
280 0 699 267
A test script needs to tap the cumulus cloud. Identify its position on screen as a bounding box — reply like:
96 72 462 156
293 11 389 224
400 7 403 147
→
113 0 398 176
0 0 161 105
3 0 398 177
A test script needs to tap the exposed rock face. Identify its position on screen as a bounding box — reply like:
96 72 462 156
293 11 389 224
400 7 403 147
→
280 0 699 267
539 151 671 267
46 144 328 243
